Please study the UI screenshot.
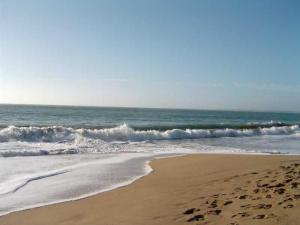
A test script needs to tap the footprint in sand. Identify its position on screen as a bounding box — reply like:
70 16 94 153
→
284 178 293 183
257 182 269 188
183 208 197 215
283 204 294 208
211 194 220 198
208 200 218 208
274 188 285 194
266 194 272 198
224 200 233 206
207 209 222 215
240 204 251 209
253 213 276 219
232 212 250 218
253 188 259 193
291 182 299 189
285 174 293 179
267 182 285 188
294 194 300 199
252 196 262 200
186 214 205 222
238 194 249 199
253 214 266 219
253 203 272 209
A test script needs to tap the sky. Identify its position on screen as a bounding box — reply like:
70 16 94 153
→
0 0 300 111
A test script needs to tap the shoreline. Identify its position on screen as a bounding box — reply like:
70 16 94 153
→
1 152 297 217
0 153 187 217
0 153 159 217
0 160 153 217
1 153 300 225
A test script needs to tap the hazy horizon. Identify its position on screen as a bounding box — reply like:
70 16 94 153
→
1 103 300 114
1 0 299 111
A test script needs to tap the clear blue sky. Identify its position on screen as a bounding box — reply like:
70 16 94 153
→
1 0 299 111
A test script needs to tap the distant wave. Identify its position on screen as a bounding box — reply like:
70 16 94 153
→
0 124 299 143
0 120 290 131
113 121 290 131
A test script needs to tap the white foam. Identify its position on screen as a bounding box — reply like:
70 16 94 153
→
0 170 69 195
0 124 299 157
0 124 298 143
0 153 158 216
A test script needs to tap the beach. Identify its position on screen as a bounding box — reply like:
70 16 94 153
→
1 154 300 225
1 106 300 217
2 0 300 223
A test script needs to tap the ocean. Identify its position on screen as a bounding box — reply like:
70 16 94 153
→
0 104 300 215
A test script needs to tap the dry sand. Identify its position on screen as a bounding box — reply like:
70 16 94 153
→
1 154 300 225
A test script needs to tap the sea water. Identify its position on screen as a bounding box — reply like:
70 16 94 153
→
0 104 300 215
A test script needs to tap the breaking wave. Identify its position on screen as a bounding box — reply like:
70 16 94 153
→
0 124 299 143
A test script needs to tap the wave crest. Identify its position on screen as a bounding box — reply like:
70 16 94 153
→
0 124 299 143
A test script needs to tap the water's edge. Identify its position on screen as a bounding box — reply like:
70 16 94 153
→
0 152 298 217
0 153 178 217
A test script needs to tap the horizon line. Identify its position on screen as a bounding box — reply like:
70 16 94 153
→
0 102 300 114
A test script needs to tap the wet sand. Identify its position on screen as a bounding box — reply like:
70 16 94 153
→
1 154 300 225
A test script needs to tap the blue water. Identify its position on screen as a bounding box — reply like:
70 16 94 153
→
1 104 299 129
0 104 300 155
0 104 300 216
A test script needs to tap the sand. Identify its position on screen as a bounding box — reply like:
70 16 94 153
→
1 154 300 225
